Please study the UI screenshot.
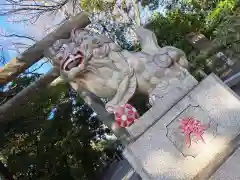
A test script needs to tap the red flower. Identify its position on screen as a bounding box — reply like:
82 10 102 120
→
114 104 140 128
180 117 209 148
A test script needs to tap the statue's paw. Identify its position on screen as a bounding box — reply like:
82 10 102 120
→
149 94 156 106
106 105 115 114
148 88 155 106
148 80 169 106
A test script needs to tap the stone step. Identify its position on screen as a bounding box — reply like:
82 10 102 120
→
210 148 240 180
231 84 240 97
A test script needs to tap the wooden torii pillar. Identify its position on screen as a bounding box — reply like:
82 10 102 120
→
0 12 130 144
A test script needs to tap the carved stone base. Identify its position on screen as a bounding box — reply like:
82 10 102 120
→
127 71 198 138
124 74 240 180
210 148 240 180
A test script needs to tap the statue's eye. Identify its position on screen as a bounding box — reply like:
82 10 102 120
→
60 47 65 52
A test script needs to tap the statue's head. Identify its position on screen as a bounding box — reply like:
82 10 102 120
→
46 28 122 80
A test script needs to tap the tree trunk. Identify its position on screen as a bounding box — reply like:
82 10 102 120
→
0 12 90 86
132 0 141 26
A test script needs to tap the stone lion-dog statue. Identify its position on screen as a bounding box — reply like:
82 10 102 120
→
46 27 189 113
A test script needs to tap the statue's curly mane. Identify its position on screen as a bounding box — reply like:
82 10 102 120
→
45 26 191 113
46 28 122 64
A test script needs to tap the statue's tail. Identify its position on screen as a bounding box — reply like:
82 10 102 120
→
160 46 189 70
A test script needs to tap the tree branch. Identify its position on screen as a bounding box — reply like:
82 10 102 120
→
0 33 37 42
26 60 50 74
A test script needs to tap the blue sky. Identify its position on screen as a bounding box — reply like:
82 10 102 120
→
0 16 52 74
0 17 9 29
0 15 54 120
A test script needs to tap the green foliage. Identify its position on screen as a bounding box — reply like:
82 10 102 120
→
182 0 220 11
81 0 116 12
146 9 204 53
205 0 238 34
145 0 239 77
213 8 240 54
0 75 119 180
138 0 160 10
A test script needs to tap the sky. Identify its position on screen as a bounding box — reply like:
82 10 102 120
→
0 15 52 74
0 14 54 120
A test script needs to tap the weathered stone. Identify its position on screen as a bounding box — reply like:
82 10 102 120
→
47 27 190 113
124 74 240 180
166 105 217 157
210 148 240 180
186 32 214 51
126 72 198 138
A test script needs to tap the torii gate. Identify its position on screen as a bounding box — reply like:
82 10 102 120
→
0 12 131 144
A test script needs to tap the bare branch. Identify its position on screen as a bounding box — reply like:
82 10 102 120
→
0 33 36 42
0 0 71 27
23 71 43 76
0 46 7 65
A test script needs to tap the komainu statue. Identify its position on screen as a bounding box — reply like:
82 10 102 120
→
46 27 189 113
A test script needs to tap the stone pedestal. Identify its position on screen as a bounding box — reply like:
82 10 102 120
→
210 148 240 180
127 72 198 139
124 74 240 180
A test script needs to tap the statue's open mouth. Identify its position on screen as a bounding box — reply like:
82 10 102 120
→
61 51 84 71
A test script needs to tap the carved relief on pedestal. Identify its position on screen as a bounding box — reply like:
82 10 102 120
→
166 104 218 157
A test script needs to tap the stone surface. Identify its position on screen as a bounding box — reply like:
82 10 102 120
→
210 148 240 180
124 147 152 180
124 74 240 180
47 26 190 113
126 72 198 138
166 105 217 157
